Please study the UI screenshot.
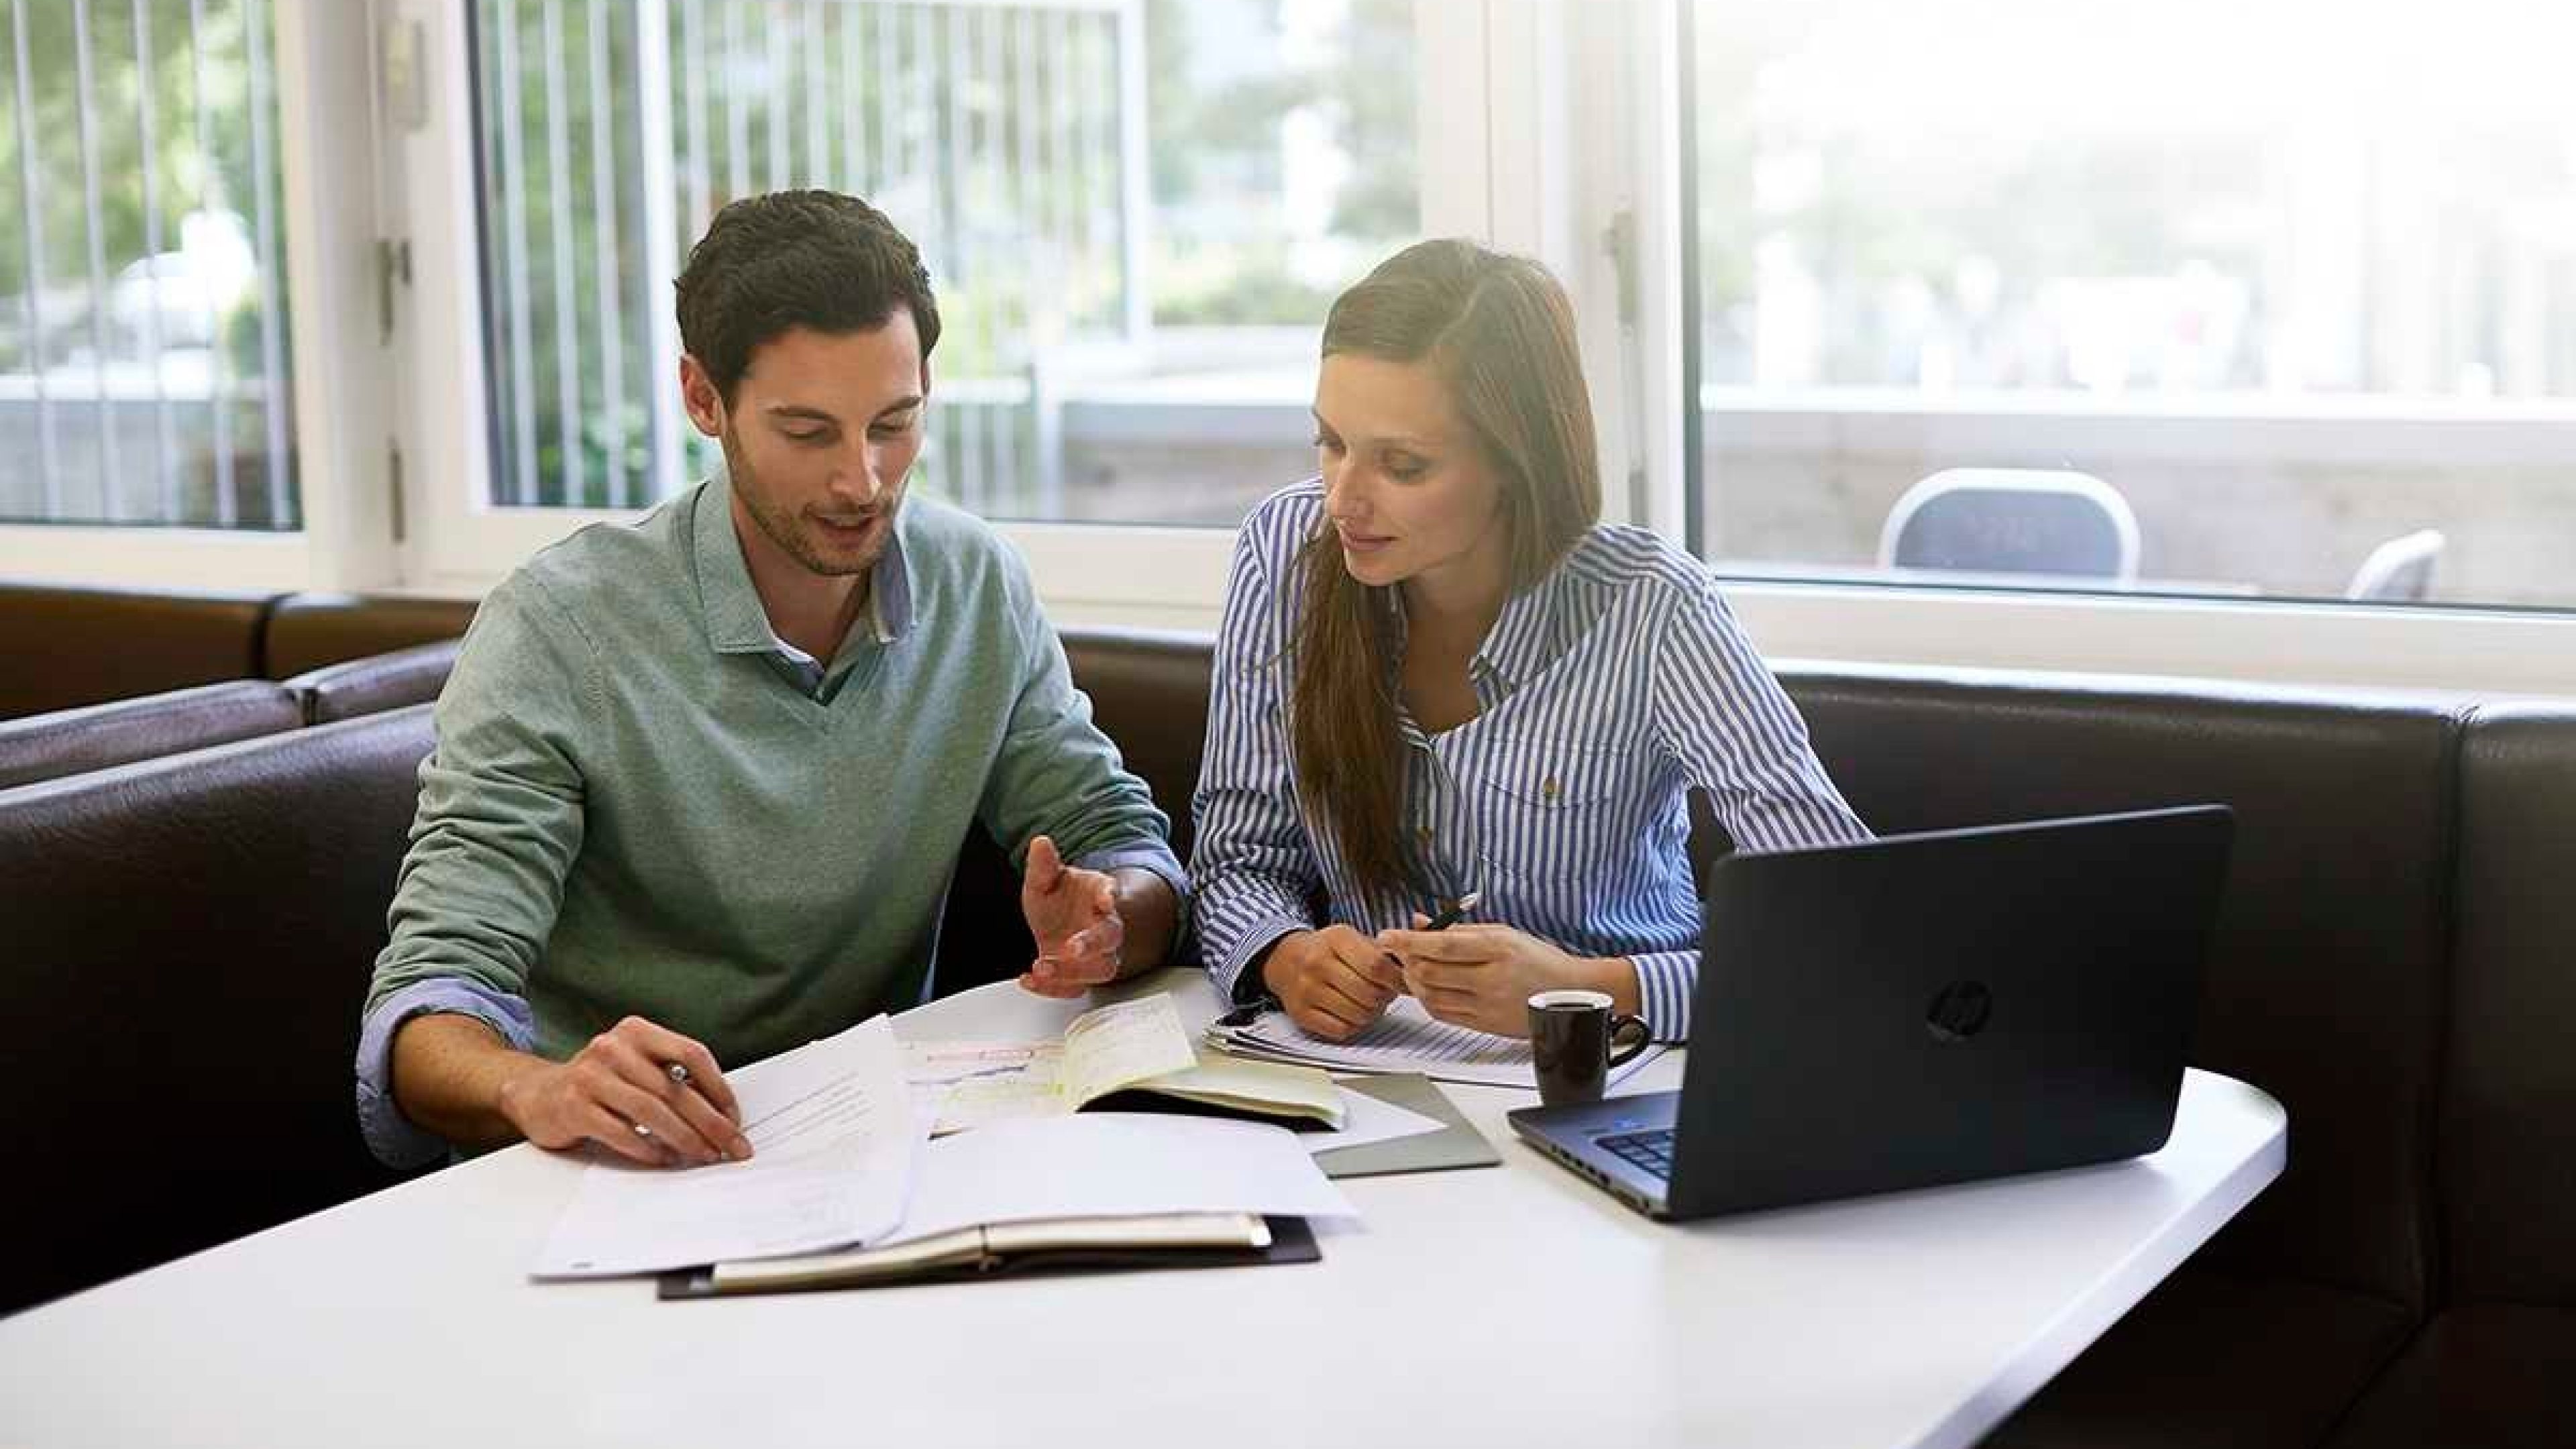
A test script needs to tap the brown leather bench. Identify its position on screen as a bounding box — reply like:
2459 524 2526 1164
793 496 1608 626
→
0 582 277 718
281 639 464 725
2322 704 2576 1449
1799 665 2455 1448
261 593 477 680
0 680 305 791
0 586 475 787
0 706 437 1312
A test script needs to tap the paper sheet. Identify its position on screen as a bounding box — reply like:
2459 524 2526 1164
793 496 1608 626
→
882 1114 1358 1246
531 1015 916 1278
1297 1083 1442 1157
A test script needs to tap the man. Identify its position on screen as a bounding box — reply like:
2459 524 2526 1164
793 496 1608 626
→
358 191 1182 1170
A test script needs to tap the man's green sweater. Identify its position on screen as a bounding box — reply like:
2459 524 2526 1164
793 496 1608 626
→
356 476 1180 1165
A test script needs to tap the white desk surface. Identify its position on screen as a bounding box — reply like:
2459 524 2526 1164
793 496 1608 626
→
0 970 2284 1449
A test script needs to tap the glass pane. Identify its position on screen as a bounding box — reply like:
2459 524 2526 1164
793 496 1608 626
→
1689 0 2576 608
0 0 299 529
470 0 1417 525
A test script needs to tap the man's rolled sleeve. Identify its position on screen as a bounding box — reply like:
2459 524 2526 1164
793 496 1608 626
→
975 550 1187 940
358 574 595 1165
354 980 535 1169
1071 841 1193 955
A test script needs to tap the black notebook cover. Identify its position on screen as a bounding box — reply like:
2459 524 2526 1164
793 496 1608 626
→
1077 1088 1334 1130
655 1215 1320 1299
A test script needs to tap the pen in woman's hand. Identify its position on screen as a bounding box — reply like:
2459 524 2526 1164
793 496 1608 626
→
1423 891 1482 931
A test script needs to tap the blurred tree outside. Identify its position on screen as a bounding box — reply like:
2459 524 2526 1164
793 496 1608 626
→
0 0 295 527
473 0 1421 509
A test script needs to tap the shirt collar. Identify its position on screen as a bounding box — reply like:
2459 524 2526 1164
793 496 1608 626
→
1474 566 1564 690
692 467 917 661
1376 559 1564 699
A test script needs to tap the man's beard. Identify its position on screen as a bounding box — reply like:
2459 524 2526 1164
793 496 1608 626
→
722 432 879 578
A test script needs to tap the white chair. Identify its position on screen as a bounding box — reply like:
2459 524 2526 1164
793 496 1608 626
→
2345 529 2445 602
1878 468 2141 582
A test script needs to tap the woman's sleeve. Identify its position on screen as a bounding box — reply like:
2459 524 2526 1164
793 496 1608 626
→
1635 574 1872 1039
1189 524 1325 1004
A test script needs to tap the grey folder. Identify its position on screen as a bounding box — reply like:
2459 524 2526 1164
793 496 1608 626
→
1314 1073 1501 1179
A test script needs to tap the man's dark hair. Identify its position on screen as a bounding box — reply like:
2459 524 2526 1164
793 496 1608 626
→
674 190 941 402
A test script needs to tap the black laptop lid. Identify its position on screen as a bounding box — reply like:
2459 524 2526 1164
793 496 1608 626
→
1666 805 2233 1218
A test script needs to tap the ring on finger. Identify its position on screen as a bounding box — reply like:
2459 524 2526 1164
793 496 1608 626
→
633 1120 654 1138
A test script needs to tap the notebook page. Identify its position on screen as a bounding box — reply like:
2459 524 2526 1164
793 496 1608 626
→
1057 994 1199 1104
1214 997 1665 1089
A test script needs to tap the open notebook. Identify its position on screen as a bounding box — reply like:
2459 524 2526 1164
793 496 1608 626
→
535 1018 1358 1283
655 1112 1352 1297
908 994 1347 1132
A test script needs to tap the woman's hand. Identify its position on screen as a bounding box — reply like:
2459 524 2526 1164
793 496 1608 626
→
1376 918 1635 1038
1260 925 1406 1040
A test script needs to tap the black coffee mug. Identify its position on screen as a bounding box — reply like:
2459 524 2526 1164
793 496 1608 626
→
1527 989 1652 1107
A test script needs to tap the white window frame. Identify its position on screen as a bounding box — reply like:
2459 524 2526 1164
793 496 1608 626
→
369 0 2576 697
382 0 1573 606
999 0 1637 630
384 0 617 594
0 0 392 593
1637 0 2576 696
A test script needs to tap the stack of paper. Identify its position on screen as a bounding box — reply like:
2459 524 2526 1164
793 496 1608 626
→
531 1013 1364 1286
1208 996 1666 1089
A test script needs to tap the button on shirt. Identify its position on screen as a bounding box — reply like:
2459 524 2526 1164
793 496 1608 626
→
1190 482 1870 1040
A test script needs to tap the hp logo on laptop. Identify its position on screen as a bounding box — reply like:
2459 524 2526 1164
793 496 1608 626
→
1925 980 1994 1042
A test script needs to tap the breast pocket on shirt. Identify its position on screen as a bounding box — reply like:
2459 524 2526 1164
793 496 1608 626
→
1470 737 1635 885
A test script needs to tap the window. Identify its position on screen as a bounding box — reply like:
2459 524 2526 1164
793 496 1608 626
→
0 0 296 530
1685 0 2576 610
464 0 1418 525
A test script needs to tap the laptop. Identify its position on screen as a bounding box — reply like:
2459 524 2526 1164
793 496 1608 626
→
1508 804 2233 1220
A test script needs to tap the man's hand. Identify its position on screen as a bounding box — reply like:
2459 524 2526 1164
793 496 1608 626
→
493 1016 751 1167
1377 919 1634 1039
1260 925 1405 1040
1018 835 1126 999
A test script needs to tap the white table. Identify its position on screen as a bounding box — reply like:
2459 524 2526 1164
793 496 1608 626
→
0 970 2284 1449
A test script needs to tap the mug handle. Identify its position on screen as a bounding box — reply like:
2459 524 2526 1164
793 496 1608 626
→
1607 1013 1652 1067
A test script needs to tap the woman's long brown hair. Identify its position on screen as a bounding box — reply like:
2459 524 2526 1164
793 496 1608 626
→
1293 239 1603 910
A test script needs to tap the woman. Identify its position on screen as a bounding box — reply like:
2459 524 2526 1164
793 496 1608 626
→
1190 239 1869 1044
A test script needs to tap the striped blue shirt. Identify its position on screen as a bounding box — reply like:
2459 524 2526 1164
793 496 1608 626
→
1190 482 1870 1040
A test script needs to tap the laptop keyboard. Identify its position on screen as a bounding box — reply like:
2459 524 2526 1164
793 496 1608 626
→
1595 1128 1677 1180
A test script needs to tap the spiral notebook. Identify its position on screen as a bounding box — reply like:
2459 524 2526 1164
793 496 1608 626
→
1209 997 1664 1089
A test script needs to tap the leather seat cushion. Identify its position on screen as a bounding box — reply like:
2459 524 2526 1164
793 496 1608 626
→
1988 1268 2416 1449
0 680 303 790
2324 1305 2576 1449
